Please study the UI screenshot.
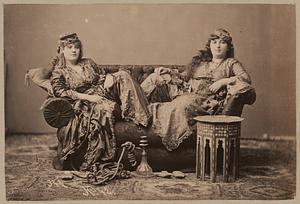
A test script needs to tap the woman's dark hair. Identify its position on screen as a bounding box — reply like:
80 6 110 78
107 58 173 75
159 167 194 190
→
185 28 234 80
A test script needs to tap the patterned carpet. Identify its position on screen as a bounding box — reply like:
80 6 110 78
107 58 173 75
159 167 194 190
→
5 134 296 200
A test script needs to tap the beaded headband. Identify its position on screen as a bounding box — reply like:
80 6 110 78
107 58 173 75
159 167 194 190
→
59 32 81 47
209 28 232 44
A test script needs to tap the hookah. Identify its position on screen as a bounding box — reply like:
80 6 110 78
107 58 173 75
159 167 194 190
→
80 135 154 185
135 135 154 177
117 135 154 177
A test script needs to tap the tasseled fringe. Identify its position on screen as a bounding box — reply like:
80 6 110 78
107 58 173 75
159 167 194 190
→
24 70 31 86
40 100 48 110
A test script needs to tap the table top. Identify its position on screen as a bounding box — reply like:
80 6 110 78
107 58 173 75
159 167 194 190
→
194 115 244 123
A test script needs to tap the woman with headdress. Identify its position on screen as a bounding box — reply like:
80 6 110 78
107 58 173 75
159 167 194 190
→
141 28 256 151
51 32 151 170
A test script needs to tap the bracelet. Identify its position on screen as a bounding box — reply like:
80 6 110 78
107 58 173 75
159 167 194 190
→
228 77 236 85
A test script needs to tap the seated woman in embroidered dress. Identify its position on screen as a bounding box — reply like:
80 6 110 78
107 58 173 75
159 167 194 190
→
50 33 151 171
141 28 256 151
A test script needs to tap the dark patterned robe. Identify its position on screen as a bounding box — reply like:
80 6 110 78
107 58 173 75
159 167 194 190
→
51 58 150 169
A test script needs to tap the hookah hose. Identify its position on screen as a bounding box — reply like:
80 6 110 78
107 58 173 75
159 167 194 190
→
73 141 136 186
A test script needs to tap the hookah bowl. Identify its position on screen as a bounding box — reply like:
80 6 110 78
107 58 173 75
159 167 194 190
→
135 135 154 177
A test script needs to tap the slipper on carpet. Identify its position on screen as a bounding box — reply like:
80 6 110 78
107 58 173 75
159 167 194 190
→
155 171 172 178
172 171 185 179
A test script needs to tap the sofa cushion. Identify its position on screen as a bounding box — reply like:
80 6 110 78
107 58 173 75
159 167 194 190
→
25 67 53 94
42 98 74 128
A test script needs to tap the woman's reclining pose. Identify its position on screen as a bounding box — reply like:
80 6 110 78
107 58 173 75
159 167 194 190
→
50 32 151 170
141 28 256 151
30 29 255 171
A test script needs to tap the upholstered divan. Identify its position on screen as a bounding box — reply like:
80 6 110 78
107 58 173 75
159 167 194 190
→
26 65 253 172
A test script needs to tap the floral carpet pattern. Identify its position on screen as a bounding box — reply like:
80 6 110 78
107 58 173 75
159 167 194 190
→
5 134 296 200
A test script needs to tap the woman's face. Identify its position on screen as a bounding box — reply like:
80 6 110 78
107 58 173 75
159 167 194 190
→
210 38 228 59
62 43 80 62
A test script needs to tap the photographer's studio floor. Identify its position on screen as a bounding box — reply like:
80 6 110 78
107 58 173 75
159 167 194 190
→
5 133 296 200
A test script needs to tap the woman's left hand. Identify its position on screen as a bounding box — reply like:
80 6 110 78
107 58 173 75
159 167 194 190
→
209 78 230 93
98 74 106 84
104 74 114 90
155 67 171 75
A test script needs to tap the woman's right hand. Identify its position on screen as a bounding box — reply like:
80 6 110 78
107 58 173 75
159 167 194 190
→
155 67 171 75
209 78 232 93
86 95 103 103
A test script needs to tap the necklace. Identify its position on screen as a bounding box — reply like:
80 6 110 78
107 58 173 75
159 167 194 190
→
67 64 83 76
208 59 224 73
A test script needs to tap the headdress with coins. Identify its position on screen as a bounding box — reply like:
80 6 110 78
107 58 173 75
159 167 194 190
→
208 28 232 44
57 32 81 53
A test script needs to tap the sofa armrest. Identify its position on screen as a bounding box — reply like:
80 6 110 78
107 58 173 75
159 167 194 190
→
25 67 53 95
222 88 256 116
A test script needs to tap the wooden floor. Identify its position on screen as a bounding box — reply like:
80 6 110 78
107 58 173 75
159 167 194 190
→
5 133 296 200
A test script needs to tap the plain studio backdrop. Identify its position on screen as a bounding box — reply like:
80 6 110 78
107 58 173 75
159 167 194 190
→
4 4 296 139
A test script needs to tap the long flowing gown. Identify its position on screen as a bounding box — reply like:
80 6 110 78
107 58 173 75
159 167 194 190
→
51 58 150 168
142 58 254 151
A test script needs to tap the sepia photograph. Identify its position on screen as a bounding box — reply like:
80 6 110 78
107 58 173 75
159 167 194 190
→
2 1 298 202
